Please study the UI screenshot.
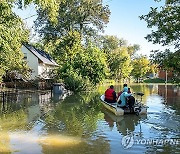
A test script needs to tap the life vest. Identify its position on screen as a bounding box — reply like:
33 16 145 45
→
105 88 115 100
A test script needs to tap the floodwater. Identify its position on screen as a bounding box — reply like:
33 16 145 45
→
0 84 179 154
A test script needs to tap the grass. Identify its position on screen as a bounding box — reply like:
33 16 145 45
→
143 78 170 83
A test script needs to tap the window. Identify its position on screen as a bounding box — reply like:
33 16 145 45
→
23 53 27 60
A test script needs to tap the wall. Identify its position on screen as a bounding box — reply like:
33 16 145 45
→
38 63 54 79
158 69 173 80
21 46 39 79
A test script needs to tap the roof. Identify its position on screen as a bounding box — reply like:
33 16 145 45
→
23 43 58 66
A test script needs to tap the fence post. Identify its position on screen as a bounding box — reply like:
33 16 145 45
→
2 91 5 105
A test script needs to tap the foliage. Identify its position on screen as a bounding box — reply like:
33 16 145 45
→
150 49 172 69
166 50 180 72
144 78 166 83
167 50 180 84
49 31 108 92
100 35 127 53
97 35 140 81
148 63 159 76
108 47 132 80
16 0 61 23
142 0 180 84
52 31 82 64
0 1 29 81
150 49 180 84
35 0 110 40
131 56 150 82
150 49 180 72
127 44 140 59
73 43 108 85
140 0 180 49
52 31 86 91
60 65 91 92
5 0 162 87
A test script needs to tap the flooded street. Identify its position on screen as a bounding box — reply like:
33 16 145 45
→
0 84 180 154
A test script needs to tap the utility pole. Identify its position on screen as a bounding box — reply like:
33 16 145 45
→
165 70 168 84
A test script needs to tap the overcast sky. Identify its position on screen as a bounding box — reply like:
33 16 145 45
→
13 0 170 56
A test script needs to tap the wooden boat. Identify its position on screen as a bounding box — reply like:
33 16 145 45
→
100 94 148 116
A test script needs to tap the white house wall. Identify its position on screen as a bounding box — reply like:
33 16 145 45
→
38 64 54 79
21 46 39 79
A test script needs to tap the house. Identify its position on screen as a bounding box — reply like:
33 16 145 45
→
158 68 173 80
21 44 58 80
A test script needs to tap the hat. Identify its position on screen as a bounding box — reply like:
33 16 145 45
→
123 87 128 92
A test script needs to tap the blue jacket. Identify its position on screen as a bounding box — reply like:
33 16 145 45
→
118 87 132 107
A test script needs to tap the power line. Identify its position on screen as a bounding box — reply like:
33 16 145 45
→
23 14 37 20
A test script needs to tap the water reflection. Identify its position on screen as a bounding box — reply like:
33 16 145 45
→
0 84 179 153
0 131 11 153
158 85 180 113
102 108 147 136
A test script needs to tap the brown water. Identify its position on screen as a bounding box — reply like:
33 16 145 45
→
0 84 179 154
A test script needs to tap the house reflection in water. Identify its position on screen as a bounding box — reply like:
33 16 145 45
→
158 85 180 105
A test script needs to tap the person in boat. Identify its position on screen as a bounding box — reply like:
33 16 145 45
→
117 84 128 98
127 88 135 112
128 88 131 94
105 85 117 103
117 87 132 107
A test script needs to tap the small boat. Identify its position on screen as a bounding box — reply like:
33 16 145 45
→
102 108 124 122
100 94 148 116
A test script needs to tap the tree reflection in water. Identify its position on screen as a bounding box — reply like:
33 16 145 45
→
0 84 179 153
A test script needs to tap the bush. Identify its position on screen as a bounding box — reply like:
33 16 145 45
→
144 78 166 83
60 66 92 92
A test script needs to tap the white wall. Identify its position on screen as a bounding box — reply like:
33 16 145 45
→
21 45 39 79
21 45 56 79
38 64 54 79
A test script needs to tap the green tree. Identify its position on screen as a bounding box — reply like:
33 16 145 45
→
51 31 87 91
150 49 172 70
0 1 29 81
100 35 127 54
52 31 83 64
16 0 61 22
148 63 159 77
131 56 150 82
108 47 132 80
48 31 108 92
140 0 180 84
74 43 108 85
35 0 110 41
150 49 180 83
140 0 180 49
127 44 140 59
101 35 122 53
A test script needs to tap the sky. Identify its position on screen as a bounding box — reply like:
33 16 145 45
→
103 0 167 56
13 0 168 57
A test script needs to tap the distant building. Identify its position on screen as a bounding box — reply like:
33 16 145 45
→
147 73 157 79
158 68 173 80
21 44 58 80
